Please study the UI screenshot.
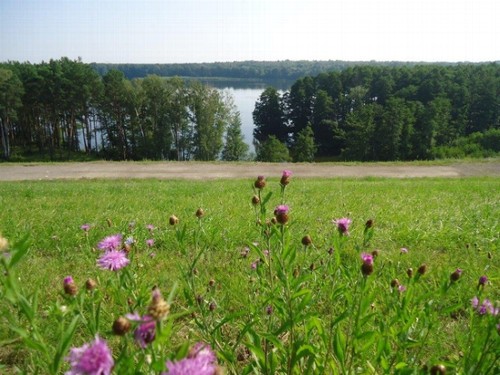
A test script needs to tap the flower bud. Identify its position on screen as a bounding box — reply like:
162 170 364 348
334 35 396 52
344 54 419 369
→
85 278 97 291
361 263 373 276
274 205 289 225
254 176 266 190
169 215 179 225
478 275 488 287
266 305 273 315
450 268 463 282
148 287 170 320
371 249 379 258
430 364 446 374
391 278 400 288
112 317 131 336
280 170 292 186
301 235 312 246
417 264 427 275
406 268 413 278
63 276 77 296
208 279 216 288
196 208 204 218
365 219 374 229
209 301 217 311
309 262 315 271
251 195 260 205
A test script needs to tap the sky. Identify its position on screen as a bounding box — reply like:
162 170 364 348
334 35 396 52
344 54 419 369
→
0 0 498 64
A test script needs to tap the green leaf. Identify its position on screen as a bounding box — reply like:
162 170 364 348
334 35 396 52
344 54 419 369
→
333 329 346 364
7 234 31 269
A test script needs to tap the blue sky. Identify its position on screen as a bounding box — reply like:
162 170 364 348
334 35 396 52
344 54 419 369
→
1 0 498 63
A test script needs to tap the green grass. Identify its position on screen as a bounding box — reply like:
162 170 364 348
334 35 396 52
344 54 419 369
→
0 176 499 373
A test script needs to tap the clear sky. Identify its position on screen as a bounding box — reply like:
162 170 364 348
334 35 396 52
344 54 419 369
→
1 0 498 64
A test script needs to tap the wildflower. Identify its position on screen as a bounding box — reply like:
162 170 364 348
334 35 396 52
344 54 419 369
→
280 170 292 186
254 175 266 190
400 247 408 254
163 342 217 375
196 208 205 218
398 285 407 293
417 264 427 275
430 364 446 375
334 218 352 236
450 268 463 282
251 195 260 205
85 278 97 291
250 260 259 270
240 247 250 258
169 215 179 225
361 252 374 276
65 336 113 375
80 224 91 232
148 286 170 321
97 250 130 271
391 279 400 288
406 268 413 278
146 224 155 232
97 234 122 251
63 276 78 296
471 297 498 316
371 249 379 257
127 313 156 348
208 279 216 287
301 235 312 246
112 316 131 336
209 301 217 311
478 275 488 287
146 239 154 247
274 205 289 225
263 249 270 257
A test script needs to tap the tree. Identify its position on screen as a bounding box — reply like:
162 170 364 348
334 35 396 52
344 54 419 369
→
292 125 316 162
252 87 288 146
222 111 249 161
256 135 291 162
0 67 24 159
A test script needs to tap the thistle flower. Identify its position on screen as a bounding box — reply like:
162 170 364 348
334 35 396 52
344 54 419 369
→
478 275 488 287
391 279 400 288
254 175 266 190
85 278 97 291
80 224 91 232
274 205 289 225
301 235 312 246
196 208 205 218
148 286 170 321
251 195 260 205
97 234 122 251
334 218 351 236
63 276 78 296
406 268 413 278
126 313 156 348
169 215 179 225
146 239 154 247
163 342 217 375
430 364 446 374
361 252 374 276
417 264 427 275
112 316 131 336
398 285 407 293
471 297 499 316
450 268 463 282
280 170 292 186
97 250 130 271
65 336 113 375
146 224 155 232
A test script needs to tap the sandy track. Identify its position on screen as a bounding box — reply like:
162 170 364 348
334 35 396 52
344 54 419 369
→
0 160 499 181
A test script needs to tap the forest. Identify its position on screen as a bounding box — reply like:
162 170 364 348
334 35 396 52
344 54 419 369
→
0 58 498 161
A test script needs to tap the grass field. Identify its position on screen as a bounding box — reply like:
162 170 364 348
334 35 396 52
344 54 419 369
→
0 175 499 374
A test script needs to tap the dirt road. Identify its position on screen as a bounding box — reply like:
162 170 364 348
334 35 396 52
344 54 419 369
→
0 160 499 181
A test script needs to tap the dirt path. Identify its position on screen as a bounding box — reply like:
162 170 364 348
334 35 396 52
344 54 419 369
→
1 160 499 181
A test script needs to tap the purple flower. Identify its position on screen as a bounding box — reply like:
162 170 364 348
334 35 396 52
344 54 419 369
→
361 253 373 266
146 239 154 247
127 314 156 348
125 236 135 246
471 296 479 309
64 276 74 285
282 170 292 178
65 336 113 375
400 247 408 254
334 218 352 236
471 297 499 316
250 260 259 270
478 275 488 286
263 249 270 257
97 250 130 271
97 234 122 251
274 205 289 215
146 224 155 231
163 342 216 375
80 224 91 232
398 285 407 293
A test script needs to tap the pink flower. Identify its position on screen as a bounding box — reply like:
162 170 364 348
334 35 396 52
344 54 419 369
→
127 313 156 348
398 285 407 293
97 250 130 271
146 239 154 247
64 276 74 285
97 234 122 251
361 253 373 266
80 224 91 232
163 342 217 375
65 336 113 375
400 247 408 254
282 170 292 178
274 205 289 215
334 218 352 235
146 224 155 232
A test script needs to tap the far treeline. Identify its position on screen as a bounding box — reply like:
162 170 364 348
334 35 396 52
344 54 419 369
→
0 58 499 162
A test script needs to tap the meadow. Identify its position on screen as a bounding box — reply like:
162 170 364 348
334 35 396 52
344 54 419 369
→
0 174 499 374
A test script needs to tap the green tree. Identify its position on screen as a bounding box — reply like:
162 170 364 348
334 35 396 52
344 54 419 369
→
222 111 249 161
252 87 288 145
292 125 316 162
256 135 291 162
0 67 24 159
